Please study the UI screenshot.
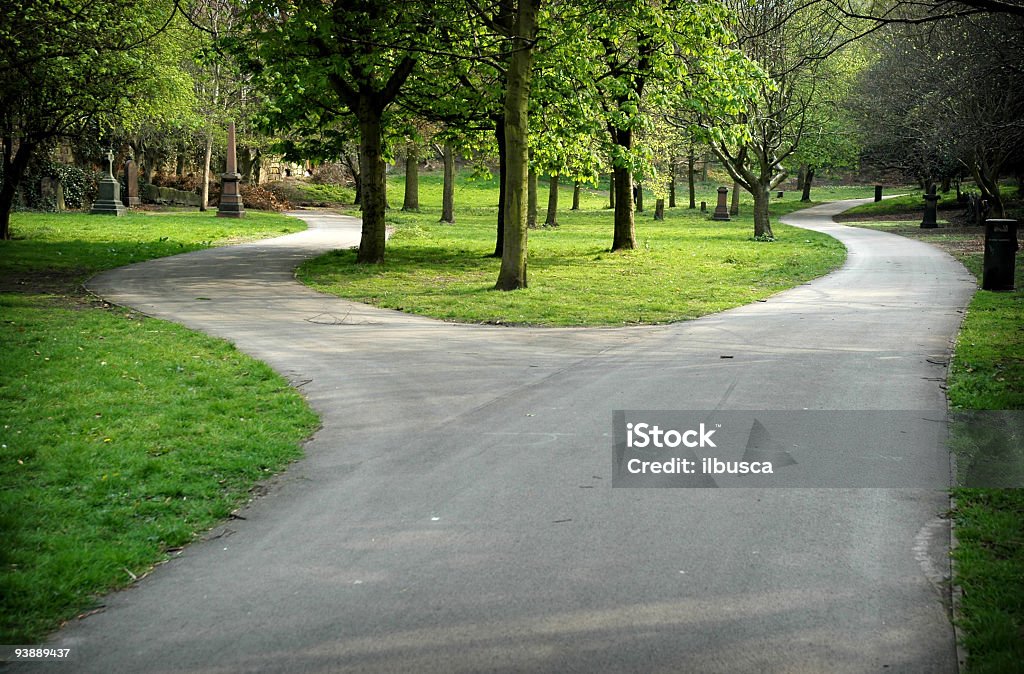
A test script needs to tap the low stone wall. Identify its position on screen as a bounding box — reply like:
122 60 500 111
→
141 184 204 207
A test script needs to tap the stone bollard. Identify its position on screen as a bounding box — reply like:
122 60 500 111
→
712 187 730 221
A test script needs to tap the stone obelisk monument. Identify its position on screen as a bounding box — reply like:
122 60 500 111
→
217 121 245 218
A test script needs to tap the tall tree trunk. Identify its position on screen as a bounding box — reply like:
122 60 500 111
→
796 164 807 192
687 149 696 209
496 0 539 291
668 165 676 208
972 160 1005 218
753 187 773 239
612 164 635 251
441 142 455 224
0 137 35 240
654 198 665 220
635 183 644 212
527 166 538 228
493 119 505 254
571 181 580 210
730 181 740 216
200 133 213 212
357 104 387 263
402 143 419 211
801 166 814 202
545 174 559 226
608 172 615 209
175 142 185 177
701 154 708 182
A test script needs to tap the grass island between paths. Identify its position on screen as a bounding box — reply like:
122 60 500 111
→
297 173 872 326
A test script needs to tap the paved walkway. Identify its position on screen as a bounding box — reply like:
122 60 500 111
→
33 201 975 672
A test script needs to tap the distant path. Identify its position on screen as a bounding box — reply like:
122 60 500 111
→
28 202 975 672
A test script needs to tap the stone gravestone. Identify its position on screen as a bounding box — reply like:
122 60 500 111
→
122 159 140 207
40 177 56 206
217 121 245 218
712 186 730 221
90 150 127 216
874 185 883 202
920 185 939 229
55 181 66 211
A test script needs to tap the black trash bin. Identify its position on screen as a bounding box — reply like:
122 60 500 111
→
982 219 1018 291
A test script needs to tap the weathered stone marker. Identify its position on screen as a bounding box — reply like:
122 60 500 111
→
712 186 730 221
920 185 939 229
123 159 140 207
55 180 66 211
874 185 883 202
777 191 784 199
40 177 55 204
982 219 1018 291
700 201 707 213
90 149 127 216
217 121 245 218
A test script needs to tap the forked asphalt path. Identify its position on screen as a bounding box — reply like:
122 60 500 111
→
32 200 977 673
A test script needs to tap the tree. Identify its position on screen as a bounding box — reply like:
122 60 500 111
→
691 0 854 239
0 0 183 239
584 0 751 249
496 0 541 290
238 1 446 263
853 12 1024 215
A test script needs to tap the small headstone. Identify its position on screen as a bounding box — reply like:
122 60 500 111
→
700 201 707 213
712 187 730 221
123 159 140 207
90 149 127 216
874 185 883 202
777 191 784 199
40 177 56 203
55 181 66 211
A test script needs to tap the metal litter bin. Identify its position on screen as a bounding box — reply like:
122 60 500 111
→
982 219 1018 291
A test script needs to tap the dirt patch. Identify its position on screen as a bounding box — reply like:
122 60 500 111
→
834 213 922 223
0 268 88 295
851 223 986 259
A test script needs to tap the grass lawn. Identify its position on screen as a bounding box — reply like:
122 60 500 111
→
847 217 1024 672
265 179 355 207
0 210 319 644
298 172 856 326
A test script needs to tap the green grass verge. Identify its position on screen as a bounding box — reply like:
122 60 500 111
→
840 192 926 217
0 210 319 644
847 219 1024 672
299 172 849 326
